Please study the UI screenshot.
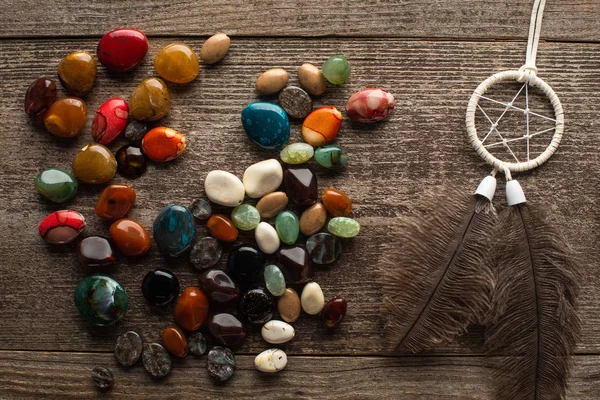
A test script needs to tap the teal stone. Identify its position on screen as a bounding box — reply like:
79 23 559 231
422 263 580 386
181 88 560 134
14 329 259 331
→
275 210 299 245
280 143 314 165
264 264 286 297
153 204 196 257
35 168 78 203
231 204 261 231
241 102 290 149
321 55 351 85
328 217 360 238
315 145 348 170
74 274 128 326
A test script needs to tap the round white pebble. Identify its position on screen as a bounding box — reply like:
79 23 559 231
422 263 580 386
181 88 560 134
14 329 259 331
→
301 282 325 315
261 320 295 344
254 348 288 373
255 222 280 254
204 170 245 207
242 159 283 198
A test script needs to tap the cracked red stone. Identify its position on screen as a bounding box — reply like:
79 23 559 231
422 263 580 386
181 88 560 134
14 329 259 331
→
92 98 129 145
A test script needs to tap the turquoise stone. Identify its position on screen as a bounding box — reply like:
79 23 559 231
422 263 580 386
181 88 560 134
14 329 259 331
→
35 168 78 203
241 102 290 149
74 274 128 326
275 210 299 245
328 217 360 238
315 145 348 170
231 204 261 231
321 55 351 85
280 143 314 165
153 204 196 257
264 264 286 297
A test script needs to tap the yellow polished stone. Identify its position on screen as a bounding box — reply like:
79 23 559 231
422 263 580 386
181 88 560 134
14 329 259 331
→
154 43 200 84
129 77 170 121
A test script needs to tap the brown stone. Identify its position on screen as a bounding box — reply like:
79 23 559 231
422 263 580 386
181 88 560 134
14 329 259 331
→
277 288 301 323
300 203 327 236
256 191 288 219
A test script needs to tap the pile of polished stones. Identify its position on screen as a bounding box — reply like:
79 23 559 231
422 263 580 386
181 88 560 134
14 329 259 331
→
29 27 395 389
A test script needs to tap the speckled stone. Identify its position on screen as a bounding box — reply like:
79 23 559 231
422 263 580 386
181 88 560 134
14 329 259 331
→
190 198 212 221
264 264 286 297
328 217 360 238
187 331 208 356
278 86 312 119
231 204 261 231
207 346 236 382
238 288 275 324
142 343 172 380
189 237 222 271
124 120 148 142
241 102 290 150
91 366 114 390
114 331 143 367
280 143 314 165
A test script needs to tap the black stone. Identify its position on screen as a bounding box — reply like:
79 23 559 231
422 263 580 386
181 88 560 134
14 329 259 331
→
142 343 172 380
116 144 147 178
207 346 236 382
142 269 180 306
91 366 114 390
277 246 314 285
77 236 116 267
306 233 343 265
208 313 247 346
114 330 143 366
283 167 318 206
199 269 240 305
187 331 208 356
227 244 265 287
238 288 275 324
124 120 148 142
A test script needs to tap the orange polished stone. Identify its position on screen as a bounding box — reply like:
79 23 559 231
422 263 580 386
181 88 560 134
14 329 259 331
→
301 106 342 147
109 218 151 256
94 184 136 221
207 214 238 242
162 325 188 358
321 188 352 217
174 287 209 331
142 127 186 162
44 97 87 138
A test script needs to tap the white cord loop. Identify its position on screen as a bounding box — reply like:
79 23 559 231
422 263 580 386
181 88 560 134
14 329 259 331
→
518 0 546 83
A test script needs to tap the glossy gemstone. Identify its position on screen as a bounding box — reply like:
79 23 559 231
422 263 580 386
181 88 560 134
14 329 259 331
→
110 218 151 256
321 55 351 85
346 88 395 123
328 217 360 238
264 264 286 297
261 320 295 344
278 86 312 119
57 51 96 96
124 120 148 142
190 237 222 270
91 366 114 390
256 192 288 219
277 246 313 285
277 288 301 323
153 204 196 257
207 346 236 382
255 222 280 255
116 144 147 178
97 28 148 72
142 343 172 380
92 98 129 145
74 274 128 326
142 127 186 162
142 269 180 306
283 167 318 206
114 331 143 366
242 159 283 199
205 170 245 206
35 168 78 203
241 102 290 149
129 77 170 121
174 287 209 331
44 97 87 138
238 288 275 324
322 296 347 328
162 325 188 358
72 143 117 184
39 210 85 244
301 106 342 147
314 145 348 170
207 214 238 242
231 204 261 231
299 203 327 236
208 313 247 346
77 236 116 267
322 188 353 217
306 233 342 265
301 282 325 315
154 43 200 84
94 184 136 221
280 143 314 165
275 210 299 245
198 269 240 305
187 332 207 356
190 198 212 221
227 244 265 287
24 77 57 118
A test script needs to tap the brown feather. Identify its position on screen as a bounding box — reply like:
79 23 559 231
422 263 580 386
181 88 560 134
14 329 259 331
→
486 203 580 400
381 187 497 353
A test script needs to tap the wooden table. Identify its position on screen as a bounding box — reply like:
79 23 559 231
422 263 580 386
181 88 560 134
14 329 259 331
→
0 1 598 398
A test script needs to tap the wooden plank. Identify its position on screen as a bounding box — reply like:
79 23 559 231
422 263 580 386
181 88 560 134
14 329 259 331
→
0 351 598 399
0 38 598 357
0 0 599 41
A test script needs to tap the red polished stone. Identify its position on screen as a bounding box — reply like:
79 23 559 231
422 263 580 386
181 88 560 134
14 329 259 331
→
24 77 57 118
322 296 347 328
97 28 148 72
208 313 246 346
38 210 85 244
173 287 210 331
277 246 313 285
198 269 240 305
92 97 129 145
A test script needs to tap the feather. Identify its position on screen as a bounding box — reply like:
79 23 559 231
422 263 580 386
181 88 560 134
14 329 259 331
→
381 187 497 353
485 203 580 400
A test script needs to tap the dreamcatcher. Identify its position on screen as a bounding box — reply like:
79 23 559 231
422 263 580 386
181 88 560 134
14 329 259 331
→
382 1 580 398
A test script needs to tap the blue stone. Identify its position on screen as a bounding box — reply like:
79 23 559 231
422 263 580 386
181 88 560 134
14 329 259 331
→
153 204 197 257
241 102 290 149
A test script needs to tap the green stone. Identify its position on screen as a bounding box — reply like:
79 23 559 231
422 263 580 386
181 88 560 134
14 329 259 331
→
264 264 286 297
280 143 314 165
231 204 261 231
321 55 351 85
74 274 128 326
328 217 360 238
35 168 78 203
315 145 348 170
275 210 299 245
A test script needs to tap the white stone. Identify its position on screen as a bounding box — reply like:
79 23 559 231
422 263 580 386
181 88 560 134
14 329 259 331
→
204 170 245 207
242 159 283 198
301 282 325 315
261 320 295 344
254 349 287 373
255 222 280 254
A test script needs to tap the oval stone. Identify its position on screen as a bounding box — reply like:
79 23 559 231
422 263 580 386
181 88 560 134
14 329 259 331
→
190 198 212 221
205 170 245 207
208 313 247 346
74 274 128 326
141 269 180 306
129 77 170 121
44 97 87 138
39 210 85 244
322 296 348 328
302 106 342 147
255 349 287 373
109 218 152 257
277 288 301 323
124 120 148 142
35 168 78 203
275 210 299 245
278 86 312 119
299 203 327 236
283 167 318 207
92 97 129 145
231 204 261 231
190 237 222 270
256 192 288 219
94 184 136 221
322 188 353 217
72 143 117 184
142 127 186 162
207 214 238 242
116 144 147 178
238 288 275 324
321 55 351 85
97 28 148 72
306 233 343 265
24 77 56 118
298 63 326 96
114 331 143 366
207 346 235 382
242 159 283 199
241 102 290 149
346 88 395 123
154 42 199 84
255 222 280 255
153 204 196 257
277 246 313 285
315 145 348 170
198 269 239 305
227 244 265 287
77 236 116 267
187 331 207 356
328 217 360 238
280 143 314 165
142 343 172 380
162 325 188 358
200 33 230 64
255 68 289 95
57 51 96 96
264 264 286 297
174 287 209 331
301 281 325 315
261 320 295 344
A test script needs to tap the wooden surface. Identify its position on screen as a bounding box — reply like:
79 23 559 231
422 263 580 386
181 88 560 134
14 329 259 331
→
0 1 599 398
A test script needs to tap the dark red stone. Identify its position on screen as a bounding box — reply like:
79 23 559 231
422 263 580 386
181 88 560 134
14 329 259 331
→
198 269 240 305
322 296 347 328
97 28 148 72
24 77 57 118
78 236 116 267
208 313 247 346
277 246 313 285
283 167 318 206
92 97 129 145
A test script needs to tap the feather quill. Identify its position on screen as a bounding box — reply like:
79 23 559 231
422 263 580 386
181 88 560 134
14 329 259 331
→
486 203 580 400
382 188 497 353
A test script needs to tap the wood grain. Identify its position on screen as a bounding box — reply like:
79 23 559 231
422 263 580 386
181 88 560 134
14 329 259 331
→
0 0 599 41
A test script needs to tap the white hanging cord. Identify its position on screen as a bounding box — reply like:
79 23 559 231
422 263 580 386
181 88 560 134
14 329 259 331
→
518 0 546 82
